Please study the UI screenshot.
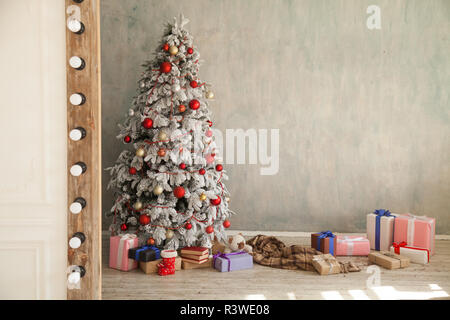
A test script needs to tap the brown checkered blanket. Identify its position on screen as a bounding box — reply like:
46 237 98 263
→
247 235 360 273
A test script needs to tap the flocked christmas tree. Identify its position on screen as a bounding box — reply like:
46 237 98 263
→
106 15 233 250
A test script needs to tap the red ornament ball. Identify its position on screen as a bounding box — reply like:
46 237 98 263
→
189 99 200 110
162 43 169 51
129 167 137 175
210 196 221 206
124 135 132 143
185 223 192 230
207 120 212 127
223 220 231 228
120 223 128 231
139 214 150 225
179 163 186 170
190 80 198 88
199 168 206 175
178 104 186 113
173 186 185 199
160 61 172 73
215 164 223 172
142 118 153 129
206 130 213 137
206 225 214 234
187 47 193 54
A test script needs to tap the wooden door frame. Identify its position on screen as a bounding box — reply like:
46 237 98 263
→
65 0 102 300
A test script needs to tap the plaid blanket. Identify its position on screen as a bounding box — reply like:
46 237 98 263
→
247 235 360 273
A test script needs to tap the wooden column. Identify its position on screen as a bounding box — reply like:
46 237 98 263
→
65 0 102 300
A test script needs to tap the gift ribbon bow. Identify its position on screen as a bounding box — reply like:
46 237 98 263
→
213 251 247 272
317 231 335 256
392 241 430 262
135 245 160 261
373 209 395 251
392 241 407 254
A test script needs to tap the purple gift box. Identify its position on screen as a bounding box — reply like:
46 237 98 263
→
213 252 253 272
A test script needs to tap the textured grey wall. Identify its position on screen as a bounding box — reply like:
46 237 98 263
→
101 0 450 233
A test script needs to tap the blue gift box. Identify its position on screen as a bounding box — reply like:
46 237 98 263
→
213 252 253 272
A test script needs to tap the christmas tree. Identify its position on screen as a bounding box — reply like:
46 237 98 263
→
106 15 233 250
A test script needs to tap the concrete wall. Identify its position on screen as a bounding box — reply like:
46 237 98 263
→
101 0 450 233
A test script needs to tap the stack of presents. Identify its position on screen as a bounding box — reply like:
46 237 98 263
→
109 210 435 276
311 209 435 275
109 233 254 275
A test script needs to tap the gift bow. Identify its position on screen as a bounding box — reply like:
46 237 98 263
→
392 241 430 262
373 209 395 251
392 241 407 254
213 251 247 272
135 245 160 261
317 231 335 256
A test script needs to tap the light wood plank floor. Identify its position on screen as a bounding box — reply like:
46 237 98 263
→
102 234 450 300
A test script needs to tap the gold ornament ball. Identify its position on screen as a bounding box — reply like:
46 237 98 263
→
158 131 168 141
225 196 230 202
205 91 214 99
199 193 207 201
169 45 178 56
166 229 174 239
134 201 143 210
136 148 145 157
153 185 163 196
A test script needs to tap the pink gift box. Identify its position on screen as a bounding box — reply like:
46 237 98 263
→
109 234 139 271
336 235 370 256
393 214 435 256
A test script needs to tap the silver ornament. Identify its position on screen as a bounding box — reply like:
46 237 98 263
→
128 109 135 116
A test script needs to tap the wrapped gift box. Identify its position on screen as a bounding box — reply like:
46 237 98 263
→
213 252 253 272
390 242 429 265
367 209 398 251
128 245 160 262
311 231 337 256
336 235 370 256
393 214 435 256
312 254 341 275
368 251 410 270
109 234 139 271
182 257 213 270
139 257 181 274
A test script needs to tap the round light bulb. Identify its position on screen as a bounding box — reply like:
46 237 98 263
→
69 202 82 214
69 128 86 141
69 237 82 249
69 93 85 106
68 271 80 284
67 20 82 33
69 56 84 69
70 162 86 177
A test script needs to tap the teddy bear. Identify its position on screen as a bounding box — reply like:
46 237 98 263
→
223 233 253 255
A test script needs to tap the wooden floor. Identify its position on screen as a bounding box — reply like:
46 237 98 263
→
102 234 450 300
